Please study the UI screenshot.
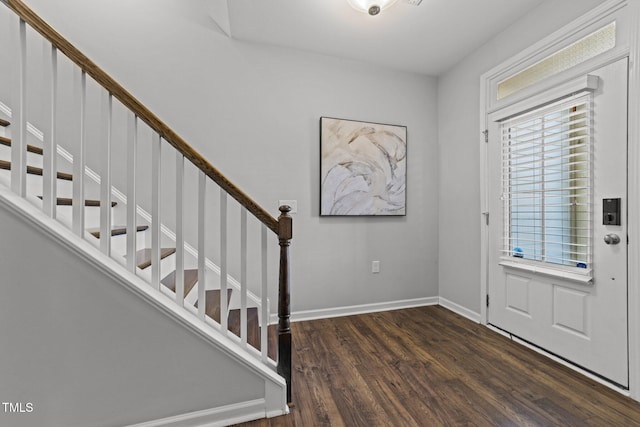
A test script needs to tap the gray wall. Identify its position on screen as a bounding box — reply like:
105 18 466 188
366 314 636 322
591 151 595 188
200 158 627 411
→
21 0 439 314
0 201 268 427
437 0 606 314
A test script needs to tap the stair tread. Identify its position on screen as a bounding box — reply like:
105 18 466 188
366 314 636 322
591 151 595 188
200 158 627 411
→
161 269 199 296
38 196 117 207
195 289 232 323
0 119 9 127
228 307 278 360
0 136 44 155
135 247 176 270
0 160 72 180
88 225 149 238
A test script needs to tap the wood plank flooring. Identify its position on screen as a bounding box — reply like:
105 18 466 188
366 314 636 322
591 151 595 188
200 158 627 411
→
233 306 640 427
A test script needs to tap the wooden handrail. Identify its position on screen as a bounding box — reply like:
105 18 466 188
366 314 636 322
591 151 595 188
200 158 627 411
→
5 0 279 235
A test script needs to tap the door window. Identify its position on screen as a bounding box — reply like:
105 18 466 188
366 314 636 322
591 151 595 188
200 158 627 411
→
501 94 592 270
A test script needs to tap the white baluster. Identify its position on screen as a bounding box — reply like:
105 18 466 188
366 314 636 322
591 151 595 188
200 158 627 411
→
99 91 112 256
126 114 137 273
72 69 86 237
240 206 248 346
220 190 228 333
197 171 206 319
10 16 26 197
261 224 269 362
175 153 185 307
42 43 57 218
151 133 161 290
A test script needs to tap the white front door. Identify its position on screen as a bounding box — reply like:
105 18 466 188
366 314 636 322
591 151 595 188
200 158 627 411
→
487 58 629 387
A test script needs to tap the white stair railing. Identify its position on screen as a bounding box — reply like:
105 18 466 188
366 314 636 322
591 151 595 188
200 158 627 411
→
42 43 57 218
9 13 26 197
0 0 293 400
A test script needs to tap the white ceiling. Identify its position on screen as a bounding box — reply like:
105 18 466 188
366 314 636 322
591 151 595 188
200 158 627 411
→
214 0 547 76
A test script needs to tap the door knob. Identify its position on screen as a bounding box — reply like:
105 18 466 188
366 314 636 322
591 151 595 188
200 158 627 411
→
604 234 621 245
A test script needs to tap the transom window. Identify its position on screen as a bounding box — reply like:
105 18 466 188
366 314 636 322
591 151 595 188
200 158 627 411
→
497 22 615 100
501 94 592 269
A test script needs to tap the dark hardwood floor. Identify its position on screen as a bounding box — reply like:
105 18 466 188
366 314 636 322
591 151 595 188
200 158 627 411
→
233 305 640 427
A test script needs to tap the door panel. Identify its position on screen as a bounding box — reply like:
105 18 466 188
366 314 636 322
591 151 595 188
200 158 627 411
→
488 58 628 387
505 273 531 316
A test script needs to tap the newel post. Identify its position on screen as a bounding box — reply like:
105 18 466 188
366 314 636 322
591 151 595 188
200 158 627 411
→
277 205 292 404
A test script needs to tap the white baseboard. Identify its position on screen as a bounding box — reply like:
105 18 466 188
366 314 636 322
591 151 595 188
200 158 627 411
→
273 297 439 324
438 297 481 323
268 296 483 325
126 398 282 427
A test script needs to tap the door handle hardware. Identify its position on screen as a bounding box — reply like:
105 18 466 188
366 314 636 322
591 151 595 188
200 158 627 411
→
604 234 621 245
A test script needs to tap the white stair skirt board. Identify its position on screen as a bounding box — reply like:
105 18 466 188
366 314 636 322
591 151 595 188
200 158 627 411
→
276 297 439 323
0 186 288 412
126 396 288 427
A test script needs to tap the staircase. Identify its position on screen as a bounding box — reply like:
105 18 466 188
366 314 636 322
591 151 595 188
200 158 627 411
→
0 114 281 368
0 0 292 424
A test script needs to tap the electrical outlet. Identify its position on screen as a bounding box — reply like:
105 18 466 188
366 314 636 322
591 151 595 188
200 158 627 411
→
372 260 380 273
278 200 297 214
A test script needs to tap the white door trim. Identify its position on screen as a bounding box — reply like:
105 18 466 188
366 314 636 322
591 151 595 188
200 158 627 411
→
479 0 640 400
625 0 640 403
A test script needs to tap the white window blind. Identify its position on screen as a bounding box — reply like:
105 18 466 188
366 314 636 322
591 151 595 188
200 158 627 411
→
501 94 592 270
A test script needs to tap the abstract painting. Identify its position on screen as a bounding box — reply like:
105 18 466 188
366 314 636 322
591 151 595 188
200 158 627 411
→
320 117 407 216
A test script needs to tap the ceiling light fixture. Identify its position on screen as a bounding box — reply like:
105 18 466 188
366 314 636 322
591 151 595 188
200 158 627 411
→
346 0 400 16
